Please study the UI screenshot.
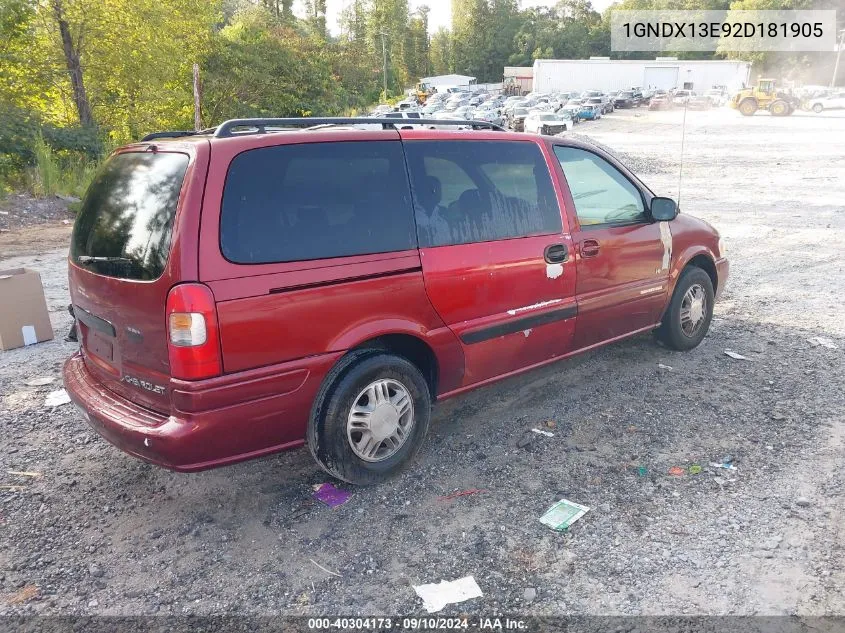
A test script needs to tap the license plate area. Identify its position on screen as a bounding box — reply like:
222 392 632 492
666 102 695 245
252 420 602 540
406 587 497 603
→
87 332 114 362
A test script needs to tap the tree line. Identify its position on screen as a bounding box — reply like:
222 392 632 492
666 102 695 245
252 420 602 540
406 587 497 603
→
0 0 840 173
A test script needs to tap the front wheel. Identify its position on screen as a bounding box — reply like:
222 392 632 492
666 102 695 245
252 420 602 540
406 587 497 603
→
307 352 431 485
812 103 823 113
655 267 715 351
738 99 757 116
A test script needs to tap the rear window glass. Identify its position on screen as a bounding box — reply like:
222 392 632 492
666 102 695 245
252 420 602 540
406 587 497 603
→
221 141 416 264
71 152 189 280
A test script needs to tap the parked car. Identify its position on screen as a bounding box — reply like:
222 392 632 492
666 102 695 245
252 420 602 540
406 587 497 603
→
471 108 505 127
378 111 427 129
64 117 728 484
808 91 845 113
648 92 673 110
578 103 602 120
508 107 530 131
687 95 712 110
559 104 582 122
524 111 570 135
704 89 728 106
672 90 695 105
586 96 612 114
614 91 636 108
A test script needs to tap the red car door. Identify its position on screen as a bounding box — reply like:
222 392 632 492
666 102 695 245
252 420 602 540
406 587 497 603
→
552 144 670 350
401 134 577 387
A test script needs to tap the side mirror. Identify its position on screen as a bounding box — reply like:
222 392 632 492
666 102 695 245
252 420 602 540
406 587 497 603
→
651 196 678 221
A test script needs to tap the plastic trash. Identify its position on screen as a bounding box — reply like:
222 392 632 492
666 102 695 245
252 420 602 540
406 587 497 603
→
44 389 71 407
808 337 838 350
539 499 589 532
413 576 483 613
668 466 685 476
312 483 351 507
724 350 749 360
709 462 738 471
531 428 554 437
688 464 702 475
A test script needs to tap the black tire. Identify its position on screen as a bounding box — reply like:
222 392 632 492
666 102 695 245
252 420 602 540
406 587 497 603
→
307 351 431 485
738 99 757 116
655 266 715 351
770 100 789 117
812 103 823 113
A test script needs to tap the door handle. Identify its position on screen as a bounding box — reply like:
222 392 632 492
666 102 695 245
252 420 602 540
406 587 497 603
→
581 239 600 258
544 243 569 264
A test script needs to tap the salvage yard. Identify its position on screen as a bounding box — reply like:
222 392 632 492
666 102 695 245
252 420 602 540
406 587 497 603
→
2 107 845 616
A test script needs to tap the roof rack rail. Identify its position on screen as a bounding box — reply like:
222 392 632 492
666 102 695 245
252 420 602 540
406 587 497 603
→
139 128 216 142
213 117 505 138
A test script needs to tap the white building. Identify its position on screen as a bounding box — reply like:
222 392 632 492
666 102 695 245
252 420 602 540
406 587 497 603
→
420 74 477 90
533 58 752 94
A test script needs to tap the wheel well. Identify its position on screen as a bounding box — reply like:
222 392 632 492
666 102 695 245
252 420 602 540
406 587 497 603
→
686 255 718 293
353 334 439 396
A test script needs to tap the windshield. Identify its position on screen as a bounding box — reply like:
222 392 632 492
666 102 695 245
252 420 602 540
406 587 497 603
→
71 152 189 280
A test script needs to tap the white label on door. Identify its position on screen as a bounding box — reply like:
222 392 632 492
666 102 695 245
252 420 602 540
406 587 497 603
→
22 325 37 346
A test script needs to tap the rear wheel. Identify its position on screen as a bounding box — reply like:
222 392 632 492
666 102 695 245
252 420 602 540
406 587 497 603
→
307 352 431 485
770 100 790 116
738 99 757 116
812 103 823 113
655 267 715 351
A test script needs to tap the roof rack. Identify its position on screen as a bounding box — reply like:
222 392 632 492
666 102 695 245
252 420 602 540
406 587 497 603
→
213 117 505 138
139 128 216 142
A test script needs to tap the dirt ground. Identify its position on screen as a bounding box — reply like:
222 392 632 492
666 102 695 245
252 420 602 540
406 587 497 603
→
2 108 844 619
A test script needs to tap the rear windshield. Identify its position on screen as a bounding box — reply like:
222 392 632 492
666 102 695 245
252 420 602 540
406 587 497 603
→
71 152 189 280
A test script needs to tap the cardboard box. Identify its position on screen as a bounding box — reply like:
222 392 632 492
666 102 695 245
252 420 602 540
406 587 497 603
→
0 268 54 351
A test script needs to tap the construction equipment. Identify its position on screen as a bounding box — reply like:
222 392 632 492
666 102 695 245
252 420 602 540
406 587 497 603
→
730 78 799 116
415 82 432 103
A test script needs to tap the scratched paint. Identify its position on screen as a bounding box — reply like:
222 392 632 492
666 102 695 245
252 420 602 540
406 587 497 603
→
507 299 563 316
659 221 672 273
546 263 564 280
523 329 532 337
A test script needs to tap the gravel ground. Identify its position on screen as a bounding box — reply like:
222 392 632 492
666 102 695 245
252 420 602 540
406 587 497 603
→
2 108 844 619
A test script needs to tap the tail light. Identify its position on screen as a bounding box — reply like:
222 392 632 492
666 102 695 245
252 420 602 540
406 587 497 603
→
166 283 221 380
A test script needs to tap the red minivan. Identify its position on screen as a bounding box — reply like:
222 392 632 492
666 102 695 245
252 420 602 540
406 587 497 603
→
64 118 728 484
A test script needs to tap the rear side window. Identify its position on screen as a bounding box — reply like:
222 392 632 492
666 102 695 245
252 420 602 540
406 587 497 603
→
71 152 189 280
404 141 561 248
221 141 416 264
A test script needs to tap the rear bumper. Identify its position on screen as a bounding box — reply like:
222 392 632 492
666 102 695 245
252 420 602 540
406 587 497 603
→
715 257 730 300
63 351 340 472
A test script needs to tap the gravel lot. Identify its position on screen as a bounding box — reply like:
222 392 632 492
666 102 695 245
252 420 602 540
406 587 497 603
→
2 108 844 618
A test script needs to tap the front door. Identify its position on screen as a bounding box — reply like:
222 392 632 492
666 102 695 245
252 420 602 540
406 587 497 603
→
552 145 670 350
402 137 577 386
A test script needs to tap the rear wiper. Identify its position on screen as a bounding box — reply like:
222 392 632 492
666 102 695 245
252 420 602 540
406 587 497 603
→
77 256 133 264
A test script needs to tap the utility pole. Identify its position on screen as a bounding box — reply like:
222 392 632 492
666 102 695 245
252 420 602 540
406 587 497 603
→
831 29 845 90
192 63 201 131
381 31 388 99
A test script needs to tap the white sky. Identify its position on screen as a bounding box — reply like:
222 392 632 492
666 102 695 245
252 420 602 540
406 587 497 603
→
312 0 615 35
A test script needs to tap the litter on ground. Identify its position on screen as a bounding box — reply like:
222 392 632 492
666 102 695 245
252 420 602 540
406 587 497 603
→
808 336 838 350
668 466 685 476
658 363 673 371
539 499 590 532
44 389 71 407
531 428 554 437
25 376 55 387
412 576 483 613
724 350 749 360
309 558 342 578
312 483 352 508
439 488 485 501
7 471 42 478
710 462 738 471
689 464 703 475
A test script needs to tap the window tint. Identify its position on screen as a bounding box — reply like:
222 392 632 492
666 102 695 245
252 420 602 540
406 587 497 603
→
404 141 561 247
221 141 416 264
71 152 189 280
554 146 646 227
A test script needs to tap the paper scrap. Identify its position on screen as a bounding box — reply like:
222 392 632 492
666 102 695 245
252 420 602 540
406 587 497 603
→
724 350 749 360
658 363 673 371
21 325 37 346
531 428 554 437
25 376 55 387
808 337 838 350
413 576 483 613
312 482 351 508
44 389 71 407
539 498 590 532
